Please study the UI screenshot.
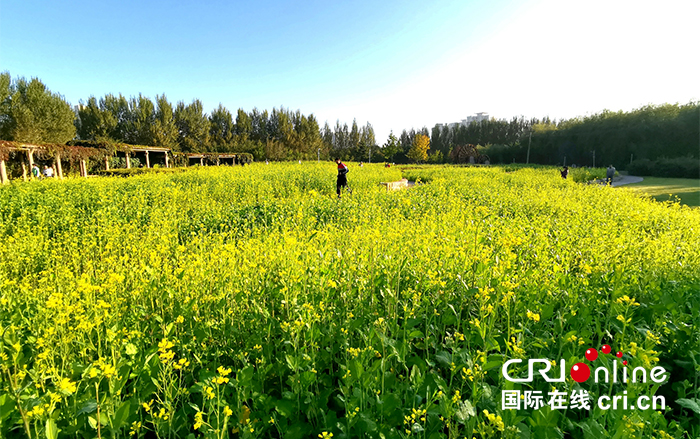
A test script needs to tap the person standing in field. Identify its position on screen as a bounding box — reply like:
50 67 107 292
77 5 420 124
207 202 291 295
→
31 163 41 179
335 158 352 199
606 165 616 185
560 166 568 179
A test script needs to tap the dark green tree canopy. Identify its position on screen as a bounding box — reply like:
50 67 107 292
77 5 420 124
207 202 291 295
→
0 72 76 144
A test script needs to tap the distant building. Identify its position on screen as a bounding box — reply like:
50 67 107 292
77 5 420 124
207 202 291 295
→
437 113 490 131
465 112 489 124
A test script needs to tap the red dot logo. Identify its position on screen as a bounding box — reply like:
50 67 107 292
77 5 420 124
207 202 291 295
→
601 345 611 354
616 351 623 358
570 363 591 382
585 348 598 361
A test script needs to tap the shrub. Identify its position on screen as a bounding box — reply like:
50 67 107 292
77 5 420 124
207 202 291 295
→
95 167 185 177
629 157 699 178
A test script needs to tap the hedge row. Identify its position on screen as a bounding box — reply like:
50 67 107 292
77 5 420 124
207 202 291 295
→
628 157 700 179
95 167 187 177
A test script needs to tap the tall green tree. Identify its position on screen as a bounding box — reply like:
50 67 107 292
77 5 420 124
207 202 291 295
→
382 131 400 162
152 94 178 149
0 73 12 139
356 122 376 162
209 104 234 151
349 119 360 154
101 94 131 142
0 74 76 143
174 99 210 152
129 94 156 145
76 96 117 142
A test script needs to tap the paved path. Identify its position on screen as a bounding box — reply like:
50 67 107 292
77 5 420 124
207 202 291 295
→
612 175 644 187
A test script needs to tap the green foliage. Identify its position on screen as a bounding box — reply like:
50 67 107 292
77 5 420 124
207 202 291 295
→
174 99 210 152
628 157 700 179
382 131 401 162
95 166 185 177
152 94 179 150
209 104 235 151
0 73 76 144
408 134 430 163
528 103 700 168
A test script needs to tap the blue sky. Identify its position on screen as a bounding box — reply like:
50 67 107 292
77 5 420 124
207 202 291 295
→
1 0 698 142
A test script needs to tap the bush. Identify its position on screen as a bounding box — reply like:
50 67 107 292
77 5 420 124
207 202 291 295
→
629 157 699 178
569 167 609 183
95 167 186 177
628 159 654 176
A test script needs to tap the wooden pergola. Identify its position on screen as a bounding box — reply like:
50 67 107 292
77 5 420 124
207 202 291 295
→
186 153 240 166
0 141 172 184
126 146 171 169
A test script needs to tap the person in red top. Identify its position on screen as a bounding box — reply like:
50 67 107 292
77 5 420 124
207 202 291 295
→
335 158 352 199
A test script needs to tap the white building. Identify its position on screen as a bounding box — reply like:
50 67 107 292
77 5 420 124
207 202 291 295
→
437 113 490 130
464 112 489 124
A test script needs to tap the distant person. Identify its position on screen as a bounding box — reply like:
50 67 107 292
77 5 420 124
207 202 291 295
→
385 163 391 168
335 158 352 199
359 162 363 167
43 165 55 178
606 165 616 185
560 166 568 179
31 163 41 179
265 160 269 165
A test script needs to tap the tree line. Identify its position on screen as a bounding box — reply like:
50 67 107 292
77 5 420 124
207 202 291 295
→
2 72 698 167
0 72 379 162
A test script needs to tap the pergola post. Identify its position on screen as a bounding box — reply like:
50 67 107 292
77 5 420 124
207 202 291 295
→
126 153 131 169
80 159 88 177
216 156 220 166
27 150 36 179
200 157 204 167
164 152 170 168
0 159 8 184
104 156 110 171
22 162 27 181
145 151 150 168
55 153 63 179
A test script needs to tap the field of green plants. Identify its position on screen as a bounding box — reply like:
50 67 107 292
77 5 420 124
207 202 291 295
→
0 164 698 439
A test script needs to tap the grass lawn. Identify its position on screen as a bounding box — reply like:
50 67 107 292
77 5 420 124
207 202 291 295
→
622 177 700 207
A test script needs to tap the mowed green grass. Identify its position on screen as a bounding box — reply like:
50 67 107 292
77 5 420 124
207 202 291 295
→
622 177 700 207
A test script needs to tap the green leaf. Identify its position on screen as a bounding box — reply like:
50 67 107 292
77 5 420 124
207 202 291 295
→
434 351 452 368
455 400 476 423
676 398 700 415
380 393 401 415
125 343 138 356
275 399 295 418
239 365 254 383
113 400 131 430
358 413 378 433
285 354 299 371
349 360 363 381
579 419 605 439
0 394 14 420
77 400 98 416
45 419 59 439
